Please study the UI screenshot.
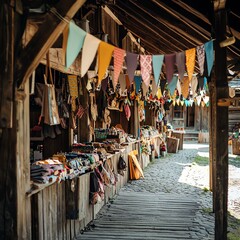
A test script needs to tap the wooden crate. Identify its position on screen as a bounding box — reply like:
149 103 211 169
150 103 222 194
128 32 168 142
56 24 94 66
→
232 139 240 155
172 131 184 150
166 137 179 153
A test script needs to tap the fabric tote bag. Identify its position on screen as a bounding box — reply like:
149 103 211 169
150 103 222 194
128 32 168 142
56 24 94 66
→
41 53 60 125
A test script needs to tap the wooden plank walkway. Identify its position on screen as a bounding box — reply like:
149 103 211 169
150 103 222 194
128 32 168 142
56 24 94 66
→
76 191 199 240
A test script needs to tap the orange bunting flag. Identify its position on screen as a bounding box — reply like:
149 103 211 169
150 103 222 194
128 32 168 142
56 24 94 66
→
98 42 115 84
81 33 101 77
140 55 152 88
185 48 196 81
181 76 190 98
113 48 125 89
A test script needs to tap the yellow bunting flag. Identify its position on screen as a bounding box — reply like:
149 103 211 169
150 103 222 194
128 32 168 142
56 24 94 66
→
98 42 115 84
185 48 196 81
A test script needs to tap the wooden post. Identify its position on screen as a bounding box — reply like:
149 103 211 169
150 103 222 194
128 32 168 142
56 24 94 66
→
0 2 18 240
213 5 229 240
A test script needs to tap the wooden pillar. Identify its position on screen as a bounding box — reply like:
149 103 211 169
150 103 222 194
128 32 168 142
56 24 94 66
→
212 6 229 240
0 2 17 239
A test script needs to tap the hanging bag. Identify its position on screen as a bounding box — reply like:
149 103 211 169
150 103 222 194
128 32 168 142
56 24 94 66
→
41 53 60 125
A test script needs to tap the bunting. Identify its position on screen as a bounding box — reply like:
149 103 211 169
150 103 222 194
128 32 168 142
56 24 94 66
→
142 81 148 97
66 21 87 68
98 42 115 83
126 52 138 83
152 55 164 85
185 48 196 81
168 75 178 96
81 33 101 77
177 78 182 96
165 53 176 83
191 75 198 97
176 52 185 81
113 48 125 89
196 45 205 76
205 40 214 76
140 55 152 88
181 76 190 98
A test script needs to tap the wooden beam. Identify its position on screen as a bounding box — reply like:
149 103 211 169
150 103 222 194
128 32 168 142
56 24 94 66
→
15 0 86 88
213 9 229 240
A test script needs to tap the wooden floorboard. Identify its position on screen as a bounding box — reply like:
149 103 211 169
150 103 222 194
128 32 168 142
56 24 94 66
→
76 191 199 240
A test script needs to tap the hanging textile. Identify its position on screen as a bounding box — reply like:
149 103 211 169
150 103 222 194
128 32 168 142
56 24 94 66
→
204 40 214 76
98 42 115 84
126 75 131 89
152 55 164 85
142 81 148 97
181 76 190 98
62 25 69 66
176 51 185 81
185 48 196 81
156 88 162 99
196 95 202 106
134 76 142 94
66 21 86 68
168 75 178 96
81 33 101 77
126 52 138 83
113 48 125 89
196 45 205 76
140 55 152 88
165 53 176 83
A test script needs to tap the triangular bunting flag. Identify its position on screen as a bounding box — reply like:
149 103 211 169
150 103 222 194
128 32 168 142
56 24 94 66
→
181 76 190 98
66 21 87 68
196 95 202 106
196 45 205 76
81 33 101 77
176 52 185 81
185 48 196 81
204 40 214 76
140 55 152 88
113 48 125 89
191 75 198 97
126 52 138 83
203 96 209 105
152 55 164 85
168 75 178 96
177 78 182 96
134 76 142 94
165 53 176 83
98 42 115 83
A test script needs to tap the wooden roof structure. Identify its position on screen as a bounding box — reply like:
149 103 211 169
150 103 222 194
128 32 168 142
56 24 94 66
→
0 1 237 240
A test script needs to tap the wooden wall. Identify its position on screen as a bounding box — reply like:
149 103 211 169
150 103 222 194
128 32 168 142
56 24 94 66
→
30 142 142 240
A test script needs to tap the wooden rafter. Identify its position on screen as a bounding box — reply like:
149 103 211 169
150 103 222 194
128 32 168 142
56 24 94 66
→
15 0 86 88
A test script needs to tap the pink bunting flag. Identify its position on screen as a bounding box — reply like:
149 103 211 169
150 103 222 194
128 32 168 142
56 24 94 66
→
140 55 152 88
113 48 125 89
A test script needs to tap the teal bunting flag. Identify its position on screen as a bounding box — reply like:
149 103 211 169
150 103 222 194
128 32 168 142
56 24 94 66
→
66 21 87 68
204 40 214 76
134 76 142 94
152 55 164 85
168 75 178 96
